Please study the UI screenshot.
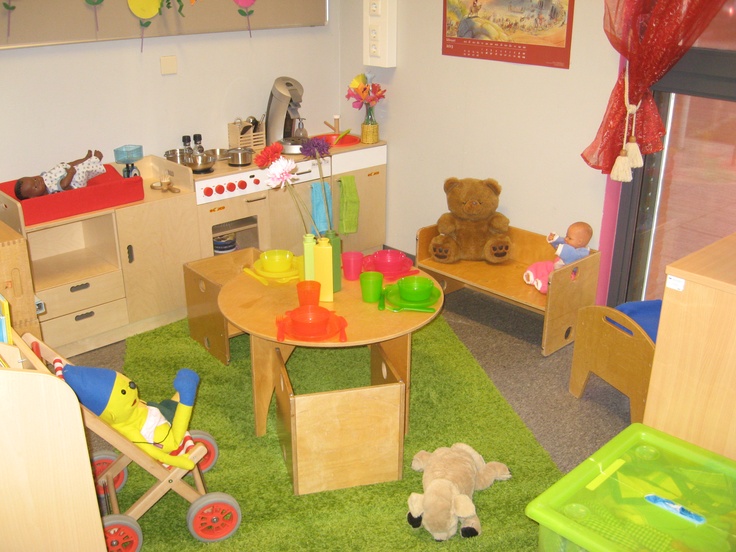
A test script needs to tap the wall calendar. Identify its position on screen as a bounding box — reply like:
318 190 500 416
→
443 0 575 69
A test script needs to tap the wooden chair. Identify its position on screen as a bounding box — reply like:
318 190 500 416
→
569 303 660 423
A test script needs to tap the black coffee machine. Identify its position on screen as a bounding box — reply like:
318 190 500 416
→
265 76 306 154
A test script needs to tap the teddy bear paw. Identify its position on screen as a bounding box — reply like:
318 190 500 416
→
483 237 511 264
431 244 451 261
490 243 509 259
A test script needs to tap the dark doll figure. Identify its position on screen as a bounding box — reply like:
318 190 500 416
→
15 150 106 200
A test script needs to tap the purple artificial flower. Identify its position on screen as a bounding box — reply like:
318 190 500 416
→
300 137 331 160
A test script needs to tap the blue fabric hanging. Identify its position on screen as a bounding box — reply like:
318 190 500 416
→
310 182 332 235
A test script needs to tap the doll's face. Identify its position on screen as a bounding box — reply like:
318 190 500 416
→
17 176 47 199
565 223 592 248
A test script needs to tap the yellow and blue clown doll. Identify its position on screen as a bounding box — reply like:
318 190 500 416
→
62 364 199 470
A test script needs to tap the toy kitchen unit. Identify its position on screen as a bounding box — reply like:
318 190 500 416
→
194 140 388 258
196 76 387 257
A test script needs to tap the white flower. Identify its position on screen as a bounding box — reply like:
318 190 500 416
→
266 157 298 189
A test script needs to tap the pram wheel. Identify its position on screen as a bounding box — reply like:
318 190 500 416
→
103 514 143 552
190 430 219 473
187 491 241 542
92 450 128 495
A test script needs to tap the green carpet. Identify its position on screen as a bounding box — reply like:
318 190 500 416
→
120 316 560 551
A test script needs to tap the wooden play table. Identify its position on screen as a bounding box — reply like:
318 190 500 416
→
218 270 442 494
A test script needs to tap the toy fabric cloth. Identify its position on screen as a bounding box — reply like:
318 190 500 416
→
310 182 333 234
338 176 360 234
43 156 106 193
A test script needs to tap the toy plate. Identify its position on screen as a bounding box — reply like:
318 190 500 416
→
253 258 299 279
384 284 441 309
362 256 416 281
277 312 347 342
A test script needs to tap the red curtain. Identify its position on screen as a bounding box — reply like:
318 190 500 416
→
582 0 727 178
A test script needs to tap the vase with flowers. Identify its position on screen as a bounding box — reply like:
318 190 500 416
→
346 73 386 145
256 138 342 294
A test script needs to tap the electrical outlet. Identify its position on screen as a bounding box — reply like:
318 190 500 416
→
363 0 397 67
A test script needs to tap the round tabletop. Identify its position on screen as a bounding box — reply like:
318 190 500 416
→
218 271 444 348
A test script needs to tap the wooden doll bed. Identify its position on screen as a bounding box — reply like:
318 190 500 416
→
569 301 661 423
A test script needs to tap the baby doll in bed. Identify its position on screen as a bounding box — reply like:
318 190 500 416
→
523 221 593 294
14 149 106 200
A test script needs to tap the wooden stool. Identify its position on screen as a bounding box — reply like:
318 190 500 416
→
183 249 260 364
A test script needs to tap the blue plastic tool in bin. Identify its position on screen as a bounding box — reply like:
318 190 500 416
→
114 145 143 178
526 424 736 551
113 145 143 164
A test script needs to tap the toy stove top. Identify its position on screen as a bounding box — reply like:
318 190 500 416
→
193 158 330 206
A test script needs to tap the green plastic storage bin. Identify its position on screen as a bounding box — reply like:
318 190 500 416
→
526 424 736 551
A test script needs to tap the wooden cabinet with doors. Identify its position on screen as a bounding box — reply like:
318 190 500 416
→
267 143 388 254
27 211 129 351
644 232 736 460
116 191 200 324
9 156 199 356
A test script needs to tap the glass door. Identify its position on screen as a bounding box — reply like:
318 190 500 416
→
611 5 736 303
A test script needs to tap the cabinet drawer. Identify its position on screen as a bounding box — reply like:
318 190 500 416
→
37 271 125 321
40 299 129 348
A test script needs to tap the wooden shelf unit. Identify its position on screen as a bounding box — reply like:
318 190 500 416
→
644 232 736 460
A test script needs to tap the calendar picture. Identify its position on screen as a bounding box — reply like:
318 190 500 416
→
443 0 575 69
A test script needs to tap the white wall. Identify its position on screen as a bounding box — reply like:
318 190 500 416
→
337 1 619 253
1 1 618 253
0 9 342 177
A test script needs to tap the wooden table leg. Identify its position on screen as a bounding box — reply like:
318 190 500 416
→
250 336 294 436
371 333 411 434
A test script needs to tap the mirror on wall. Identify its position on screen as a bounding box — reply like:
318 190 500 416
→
0 0 327 50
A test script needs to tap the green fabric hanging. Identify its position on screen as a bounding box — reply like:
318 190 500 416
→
338 175 360 234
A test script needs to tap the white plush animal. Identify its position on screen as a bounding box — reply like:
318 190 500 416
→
407 443 511 541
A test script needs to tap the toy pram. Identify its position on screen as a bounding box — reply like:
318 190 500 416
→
20 332 241 552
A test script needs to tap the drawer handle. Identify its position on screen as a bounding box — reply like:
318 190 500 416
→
74 311 95 322
246 195 266 203
127 244 135 263
70 282 90 293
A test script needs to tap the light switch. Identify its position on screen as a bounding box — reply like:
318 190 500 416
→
160 55 177 76
363 0 397 68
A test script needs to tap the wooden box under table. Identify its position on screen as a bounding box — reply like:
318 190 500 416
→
183 249 258 364
273 347 406 495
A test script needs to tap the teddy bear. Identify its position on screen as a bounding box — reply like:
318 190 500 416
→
429 177 512 264
406 443 512 541
61 364 200 470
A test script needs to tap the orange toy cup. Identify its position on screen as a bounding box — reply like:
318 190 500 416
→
297 280 321 306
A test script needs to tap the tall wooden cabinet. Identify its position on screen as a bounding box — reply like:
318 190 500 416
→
643 233 736 460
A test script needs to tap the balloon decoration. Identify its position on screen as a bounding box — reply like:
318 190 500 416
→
128 0 159 20
3 0 15 39
85 0 104 33
232 0 257 37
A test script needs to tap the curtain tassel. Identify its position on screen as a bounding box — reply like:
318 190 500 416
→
625 135 644 168
611 149 633 182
